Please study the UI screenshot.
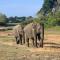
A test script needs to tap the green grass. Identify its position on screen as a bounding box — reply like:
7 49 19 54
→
45 26 60 34
45 26 60 31
0 36 15 42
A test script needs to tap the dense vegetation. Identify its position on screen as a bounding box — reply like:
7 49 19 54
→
37 0 58 15
0 13 33 26
37 0 60 27
0 13 7 25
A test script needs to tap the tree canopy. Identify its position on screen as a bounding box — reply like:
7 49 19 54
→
37 0 57 15
0 13 7 25
36 0 60 27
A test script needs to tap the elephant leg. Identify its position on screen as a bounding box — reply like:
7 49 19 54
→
37 33 42 47
15 37 19 44
40 39 43 48
31 37 34 46
23 35 25 44
37 33 40 40
35 35 38 47
39 36 43 47
26 38 29 47
19 35 22 45
39 33 44 48
23 32 25 44
15 37 18 44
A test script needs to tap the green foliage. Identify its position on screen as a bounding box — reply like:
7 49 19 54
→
7 16 33 24
7 16 26 23
37 11 60 28
42 0 51 13
0 13 7 25
55 11 60 25
33 18 40 23
44 11 60 27
37 0 60 27
37 0 57 15
21 19 33 26
46 14 56 26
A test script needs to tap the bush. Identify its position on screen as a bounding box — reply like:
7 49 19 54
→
0 13 7 25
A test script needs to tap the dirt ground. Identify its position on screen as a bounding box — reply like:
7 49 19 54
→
0 31 60 52
0 30 60 60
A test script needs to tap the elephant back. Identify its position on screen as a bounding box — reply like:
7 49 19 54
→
13 24 23 37
24 23 34 38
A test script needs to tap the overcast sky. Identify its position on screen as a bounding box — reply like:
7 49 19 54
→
0 0 43 17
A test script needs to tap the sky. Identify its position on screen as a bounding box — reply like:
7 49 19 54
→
0 0 43 17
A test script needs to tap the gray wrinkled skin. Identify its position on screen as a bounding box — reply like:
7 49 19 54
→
13 24 24 44
24 23 43 47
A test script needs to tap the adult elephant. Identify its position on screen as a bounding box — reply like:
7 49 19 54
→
13 24 25 45
24 22 44 47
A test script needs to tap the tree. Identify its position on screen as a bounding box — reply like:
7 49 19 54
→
26 16 33 21
8 17 16 23
0 13 7 25
36 0 60 27
55 11 60 25
37 0 57 15
45 11 60 27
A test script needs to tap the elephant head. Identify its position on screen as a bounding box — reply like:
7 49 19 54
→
13 24 25 44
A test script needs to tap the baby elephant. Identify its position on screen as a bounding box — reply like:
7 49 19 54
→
13 24 25 44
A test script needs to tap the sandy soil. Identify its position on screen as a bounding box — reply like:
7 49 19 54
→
0 31 60 53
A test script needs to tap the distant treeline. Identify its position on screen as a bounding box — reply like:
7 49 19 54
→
0 13 33 26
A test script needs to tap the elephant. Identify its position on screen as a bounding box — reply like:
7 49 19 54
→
24 22 44 47
13 24 25 45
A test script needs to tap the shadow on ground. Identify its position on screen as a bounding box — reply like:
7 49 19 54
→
44 42 60 48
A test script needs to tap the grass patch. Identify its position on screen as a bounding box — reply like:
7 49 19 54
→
45 26 60 31
45 26 60 34
0 36 15 42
